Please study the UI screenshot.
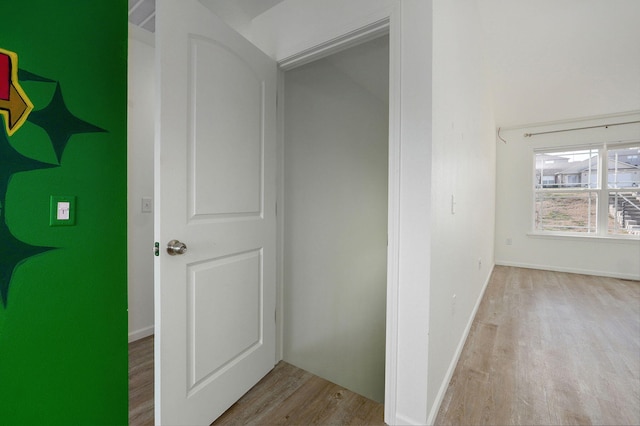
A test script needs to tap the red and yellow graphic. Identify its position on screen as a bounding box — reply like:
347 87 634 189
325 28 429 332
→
0 48 33 136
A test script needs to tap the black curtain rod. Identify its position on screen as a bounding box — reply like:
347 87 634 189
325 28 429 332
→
523 120 640 137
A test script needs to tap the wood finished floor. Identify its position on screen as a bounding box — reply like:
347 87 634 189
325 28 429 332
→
128 336 384 425
129 335 154 426
435 266 640 426
212 362 385 425
130 266 640 426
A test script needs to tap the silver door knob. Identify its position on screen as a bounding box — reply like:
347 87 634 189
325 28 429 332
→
167 240 187 255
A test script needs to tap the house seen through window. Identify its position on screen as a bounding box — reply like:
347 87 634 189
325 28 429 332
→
534 144 640 237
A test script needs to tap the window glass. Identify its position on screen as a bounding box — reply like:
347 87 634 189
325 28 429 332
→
607 145 640 236
535 149 599 189
535 192 597 233
607 145 640 189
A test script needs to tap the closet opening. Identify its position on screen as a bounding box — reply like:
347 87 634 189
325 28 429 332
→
280 34 390 403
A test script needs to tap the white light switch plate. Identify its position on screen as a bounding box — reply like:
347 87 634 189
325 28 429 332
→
142 197 153 213
57 202 70 220
50 195 76 226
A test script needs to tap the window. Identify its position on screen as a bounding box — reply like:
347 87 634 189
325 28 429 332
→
534 144 640 237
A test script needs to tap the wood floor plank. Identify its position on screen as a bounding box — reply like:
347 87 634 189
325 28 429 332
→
129 337 384 426
129 335 154 426
213 362 385 426
435 266 640 426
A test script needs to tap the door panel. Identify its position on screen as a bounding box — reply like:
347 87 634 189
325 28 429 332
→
156 0 277 424
189 37 264 218
188 250 263 390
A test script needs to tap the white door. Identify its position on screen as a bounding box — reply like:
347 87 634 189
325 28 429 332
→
154 0 277 424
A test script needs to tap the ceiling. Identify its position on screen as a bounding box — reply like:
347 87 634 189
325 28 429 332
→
324 35 390 103
231 0 285 19
129 0 640 128
478 0 640 126
128 0 285 33
128 0 155 33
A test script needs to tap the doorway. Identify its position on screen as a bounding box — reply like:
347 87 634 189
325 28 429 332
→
127 25 389 422
280 35 389 403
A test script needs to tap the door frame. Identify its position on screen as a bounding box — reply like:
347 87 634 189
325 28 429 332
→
141 2 407 423
273 7 402 423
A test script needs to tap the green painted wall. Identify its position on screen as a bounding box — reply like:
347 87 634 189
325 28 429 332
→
0 1 128 424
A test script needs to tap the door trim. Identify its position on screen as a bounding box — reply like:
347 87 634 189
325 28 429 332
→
277 18 390 71
275 5 401 423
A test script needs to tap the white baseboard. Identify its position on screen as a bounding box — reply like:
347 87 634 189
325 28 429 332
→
394 413 424 426
128 325 154 342
426 264 495 425
495 260 640 281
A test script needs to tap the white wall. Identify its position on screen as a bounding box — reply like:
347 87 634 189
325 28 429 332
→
128 25 155 341
427 0 497 422
282 37 389 403
495 113 640 280
392 2 433 424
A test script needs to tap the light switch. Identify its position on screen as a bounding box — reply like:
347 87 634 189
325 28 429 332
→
57 202 70 220
50 196 76 226
141 196 152 213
